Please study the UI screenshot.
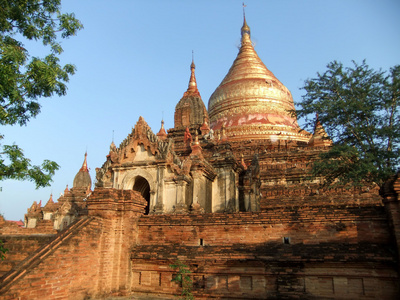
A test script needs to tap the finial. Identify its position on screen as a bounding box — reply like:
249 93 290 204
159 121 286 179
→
189 53 196 87
80 152 89 172
112 130 114 143
241 3 251 45
190 50 195 70
157 118 168 140
184 53 200 96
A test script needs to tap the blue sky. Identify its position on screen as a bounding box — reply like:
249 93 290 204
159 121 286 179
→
1 0 399 220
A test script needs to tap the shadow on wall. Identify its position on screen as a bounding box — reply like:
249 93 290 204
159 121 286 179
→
132 204 398 298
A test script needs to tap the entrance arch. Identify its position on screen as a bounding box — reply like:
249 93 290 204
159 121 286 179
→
133 176 150 214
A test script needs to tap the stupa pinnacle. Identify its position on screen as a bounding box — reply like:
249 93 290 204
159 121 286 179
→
174 58 209 129
72 152 91 189
208 16 309 142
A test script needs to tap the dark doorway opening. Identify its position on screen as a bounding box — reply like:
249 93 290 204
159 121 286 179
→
133 176 150 215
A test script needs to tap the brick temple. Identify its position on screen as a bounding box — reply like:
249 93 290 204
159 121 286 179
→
1 16 399 300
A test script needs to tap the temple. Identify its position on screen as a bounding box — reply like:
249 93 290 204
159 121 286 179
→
0 16 399 300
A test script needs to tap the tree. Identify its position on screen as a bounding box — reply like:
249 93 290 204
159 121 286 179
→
170 259 194 300
297 60 399 187
0 0 83 188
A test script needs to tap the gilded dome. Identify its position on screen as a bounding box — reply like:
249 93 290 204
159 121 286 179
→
208 18 309 142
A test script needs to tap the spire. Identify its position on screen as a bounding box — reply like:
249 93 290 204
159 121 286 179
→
156 119 168 140
80 152 89 172
200 115 210 135
241 3 251 45
174 54 209 129
313 113 328 136
73 152 92 189
110 141 116 152
190 131 203 158
309 114 332 147
43 193 58 212
184 52 200 97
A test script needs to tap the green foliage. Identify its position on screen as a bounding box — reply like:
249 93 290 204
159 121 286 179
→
170 259 194 300
0 0 82 187
297 60 399 187
0 239 8 260
0 143 59 188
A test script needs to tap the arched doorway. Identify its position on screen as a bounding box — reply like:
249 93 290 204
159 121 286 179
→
133 176 151 214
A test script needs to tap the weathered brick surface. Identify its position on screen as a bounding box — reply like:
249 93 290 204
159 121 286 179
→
1 185 399 299
0 235 54 277
0 188 147 300
130 205 399 299
138 206 391 246
0 218 101 300
128 259 398 299
0 217 57 277
0 218 56 236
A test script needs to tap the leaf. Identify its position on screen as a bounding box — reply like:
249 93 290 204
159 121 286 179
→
297 61 400 186
0 0 82 187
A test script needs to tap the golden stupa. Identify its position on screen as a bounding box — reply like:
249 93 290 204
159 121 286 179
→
208 17 310 142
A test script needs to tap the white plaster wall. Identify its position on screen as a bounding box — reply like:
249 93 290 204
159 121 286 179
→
134 145 156 162
26 218 37 228
164 181 177 213
192 174 207 210
211 168 239 212
43 212 53 220
211 172 222 212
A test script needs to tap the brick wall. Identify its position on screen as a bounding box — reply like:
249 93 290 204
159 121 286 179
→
137 206 391 247
0 218 57 277
0 188 147 300
1 187 398 299
0 219 56 236
0 235 54 278
130 260 398 299
0 217 101 300
261 187 382 208
130 205 399 299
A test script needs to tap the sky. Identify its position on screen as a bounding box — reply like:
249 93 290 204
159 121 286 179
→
1 0 399 221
